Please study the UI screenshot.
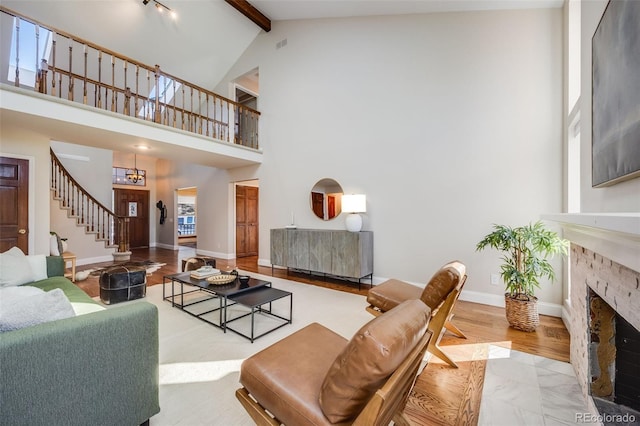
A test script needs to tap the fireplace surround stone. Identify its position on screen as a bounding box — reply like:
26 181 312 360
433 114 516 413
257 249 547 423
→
570 244 640 423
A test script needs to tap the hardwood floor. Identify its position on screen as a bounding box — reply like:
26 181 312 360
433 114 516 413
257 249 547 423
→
75 247 571 425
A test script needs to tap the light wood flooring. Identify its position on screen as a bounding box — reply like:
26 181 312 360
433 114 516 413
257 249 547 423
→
75 247 571 426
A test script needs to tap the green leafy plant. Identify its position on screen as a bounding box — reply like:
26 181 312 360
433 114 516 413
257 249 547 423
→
476 221 568 300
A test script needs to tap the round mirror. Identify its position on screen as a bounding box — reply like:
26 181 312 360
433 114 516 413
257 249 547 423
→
310 178 343 220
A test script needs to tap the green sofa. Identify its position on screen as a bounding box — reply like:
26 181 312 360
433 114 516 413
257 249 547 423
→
0 257 160 426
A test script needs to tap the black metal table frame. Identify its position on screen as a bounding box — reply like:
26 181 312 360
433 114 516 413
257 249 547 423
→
225 287 293 343
162 273 291 342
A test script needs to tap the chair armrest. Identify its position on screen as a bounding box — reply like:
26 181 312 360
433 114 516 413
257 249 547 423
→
0 302 160 425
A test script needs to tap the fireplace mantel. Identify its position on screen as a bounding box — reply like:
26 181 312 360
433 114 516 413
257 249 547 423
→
542 213 640 273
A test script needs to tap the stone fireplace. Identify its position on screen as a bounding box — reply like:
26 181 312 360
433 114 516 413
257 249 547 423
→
574 246 640 423
547 214 640 425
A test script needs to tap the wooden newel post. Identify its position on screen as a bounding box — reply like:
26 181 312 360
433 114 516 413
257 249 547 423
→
118 217 131 253
37 59 48 94
154 65 161 124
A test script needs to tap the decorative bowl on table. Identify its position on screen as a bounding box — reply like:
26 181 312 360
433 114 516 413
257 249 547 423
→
238 275 250 286
206 274 237 285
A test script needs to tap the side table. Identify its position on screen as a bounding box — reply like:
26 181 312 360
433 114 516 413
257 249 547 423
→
62 251 76 282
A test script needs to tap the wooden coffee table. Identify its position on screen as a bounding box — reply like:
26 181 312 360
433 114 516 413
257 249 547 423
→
162 272 292 342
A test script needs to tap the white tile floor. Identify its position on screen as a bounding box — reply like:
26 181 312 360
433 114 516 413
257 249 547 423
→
479 345 596 426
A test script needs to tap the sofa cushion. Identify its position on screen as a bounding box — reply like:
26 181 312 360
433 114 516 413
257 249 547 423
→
46 256 65 278
366 278 422 312
26 254 48 282
0 286 75 332
0 247 34 288
319 299 431 423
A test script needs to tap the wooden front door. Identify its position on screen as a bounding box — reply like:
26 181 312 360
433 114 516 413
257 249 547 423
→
311 192 324 219
114 188 150 249
0 157 29 253
236 185 258 257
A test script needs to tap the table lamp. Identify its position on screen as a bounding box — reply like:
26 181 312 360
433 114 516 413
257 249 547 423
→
342 194 366 232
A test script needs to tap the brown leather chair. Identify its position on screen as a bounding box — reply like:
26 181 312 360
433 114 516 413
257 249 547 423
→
236 299 433 426
366 261 467 368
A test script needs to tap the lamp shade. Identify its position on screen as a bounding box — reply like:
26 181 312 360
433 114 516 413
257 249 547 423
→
342 194 366 213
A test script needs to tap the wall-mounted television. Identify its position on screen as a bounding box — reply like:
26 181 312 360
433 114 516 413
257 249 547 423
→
591 0 640 187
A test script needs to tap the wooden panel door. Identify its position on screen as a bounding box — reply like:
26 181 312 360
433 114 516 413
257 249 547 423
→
0 157 29 253
311 192 324 219
236 185 259 257
114 188 149 249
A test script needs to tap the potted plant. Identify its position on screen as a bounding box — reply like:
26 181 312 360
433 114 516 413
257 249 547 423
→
476 221 568 332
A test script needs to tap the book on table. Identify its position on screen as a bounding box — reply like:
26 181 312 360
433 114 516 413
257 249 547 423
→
190 266 221 279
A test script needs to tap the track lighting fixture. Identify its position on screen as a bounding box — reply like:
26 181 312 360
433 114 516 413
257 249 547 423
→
142 0 177 19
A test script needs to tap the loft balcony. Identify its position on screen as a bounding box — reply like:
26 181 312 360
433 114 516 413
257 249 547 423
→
0 6 262 169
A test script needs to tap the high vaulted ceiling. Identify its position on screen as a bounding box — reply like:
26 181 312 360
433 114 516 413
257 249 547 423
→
2 0 563 95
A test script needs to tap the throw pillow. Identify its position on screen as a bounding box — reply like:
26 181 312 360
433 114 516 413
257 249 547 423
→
0 287 76 332
26 254 48 282
0 247 34 288
318 299 430 423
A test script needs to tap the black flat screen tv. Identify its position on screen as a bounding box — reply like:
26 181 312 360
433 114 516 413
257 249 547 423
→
591 0 640 187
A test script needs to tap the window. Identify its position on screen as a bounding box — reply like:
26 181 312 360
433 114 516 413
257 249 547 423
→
7 18 52 87
138 75 181 118
112 167 146 186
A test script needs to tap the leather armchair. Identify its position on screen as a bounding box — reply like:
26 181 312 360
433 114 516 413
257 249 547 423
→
366 260 467 368
236 299 433 425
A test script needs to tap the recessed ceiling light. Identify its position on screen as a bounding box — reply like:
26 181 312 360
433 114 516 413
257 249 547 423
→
135 145 150 150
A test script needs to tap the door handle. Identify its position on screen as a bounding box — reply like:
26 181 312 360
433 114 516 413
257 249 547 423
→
18 229 27 235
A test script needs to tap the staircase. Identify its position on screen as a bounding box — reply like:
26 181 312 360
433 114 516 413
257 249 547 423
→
50 149 129 254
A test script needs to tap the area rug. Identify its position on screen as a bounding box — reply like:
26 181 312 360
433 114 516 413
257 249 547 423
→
139 271 373 425
109 271 490 425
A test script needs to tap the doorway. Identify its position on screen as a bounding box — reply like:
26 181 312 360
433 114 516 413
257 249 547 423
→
235 182 258 258
177 187 197 247
113 188 150 249
232 68 259 148
0 156 29 253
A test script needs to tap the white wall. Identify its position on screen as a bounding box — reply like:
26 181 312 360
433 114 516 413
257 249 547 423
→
155 159 232 256
580 1 640 213
217 9 566 307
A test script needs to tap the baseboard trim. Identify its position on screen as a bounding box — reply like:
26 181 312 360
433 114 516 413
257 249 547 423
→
458 290 563 318
76 255 113 266
195 249 234 260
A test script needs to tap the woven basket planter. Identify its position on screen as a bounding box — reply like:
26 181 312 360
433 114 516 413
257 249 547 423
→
505 294 539 332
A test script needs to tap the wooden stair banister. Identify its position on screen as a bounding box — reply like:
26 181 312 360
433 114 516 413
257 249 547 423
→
1 6 261 150
50 149 129 252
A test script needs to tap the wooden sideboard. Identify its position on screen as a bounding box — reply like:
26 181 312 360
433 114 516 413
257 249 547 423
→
270 228 373 287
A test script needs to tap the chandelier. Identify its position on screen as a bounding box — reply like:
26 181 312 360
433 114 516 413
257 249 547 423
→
126 154 145 183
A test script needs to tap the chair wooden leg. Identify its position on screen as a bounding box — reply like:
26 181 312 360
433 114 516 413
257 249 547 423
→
235 388 281 426
392 411 412 426
428 340 459 368
445 318 467 339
